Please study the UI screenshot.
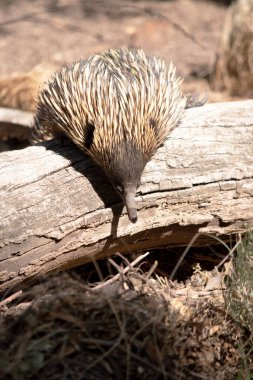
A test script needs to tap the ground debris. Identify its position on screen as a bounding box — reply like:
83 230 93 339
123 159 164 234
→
0 263 248 380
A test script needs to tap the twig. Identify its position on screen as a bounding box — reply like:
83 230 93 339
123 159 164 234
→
216 238 241 269
146 260 158 279
0 290 22 307
170 232 240 281
92 257 105 282
170 288 224 298
170 233 201 281
92 252 150 291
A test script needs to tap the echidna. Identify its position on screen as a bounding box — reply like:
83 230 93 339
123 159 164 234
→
35 48 186 223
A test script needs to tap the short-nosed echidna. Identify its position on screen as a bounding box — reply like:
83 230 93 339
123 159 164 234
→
35 48 187 223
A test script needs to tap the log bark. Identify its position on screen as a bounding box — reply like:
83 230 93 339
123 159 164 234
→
0 107 33 140
0 107 33 127
1 100 253 292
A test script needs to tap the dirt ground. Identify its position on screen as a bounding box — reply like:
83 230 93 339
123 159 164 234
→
0 0 227 85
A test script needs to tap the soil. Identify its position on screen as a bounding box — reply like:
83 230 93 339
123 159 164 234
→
0 0 227 83
0 0 233 149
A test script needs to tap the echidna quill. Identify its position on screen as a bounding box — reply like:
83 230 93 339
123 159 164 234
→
35 48 187 223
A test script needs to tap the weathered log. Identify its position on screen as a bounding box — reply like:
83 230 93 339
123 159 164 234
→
1 100 253 292
0 107 33 152
0 107 33 139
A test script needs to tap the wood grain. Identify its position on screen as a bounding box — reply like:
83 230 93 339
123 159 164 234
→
1 100 253 291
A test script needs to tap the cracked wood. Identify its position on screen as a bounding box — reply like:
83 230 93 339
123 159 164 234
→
1 100 253 291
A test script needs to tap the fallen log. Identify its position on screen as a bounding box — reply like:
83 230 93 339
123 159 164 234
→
0 106 33 140
1 100 253 292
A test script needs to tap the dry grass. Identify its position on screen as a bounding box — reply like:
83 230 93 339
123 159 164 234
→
0 246 251 380
224 232 253 377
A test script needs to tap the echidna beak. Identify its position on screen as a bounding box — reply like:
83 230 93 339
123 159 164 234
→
124 189 138 224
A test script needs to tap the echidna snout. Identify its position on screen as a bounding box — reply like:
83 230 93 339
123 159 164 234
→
125 193 137 223
103 140 144 223
114 182 138 223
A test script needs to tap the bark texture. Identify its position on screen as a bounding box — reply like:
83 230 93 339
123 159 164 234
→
0 107 33 141
1 100 253 291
